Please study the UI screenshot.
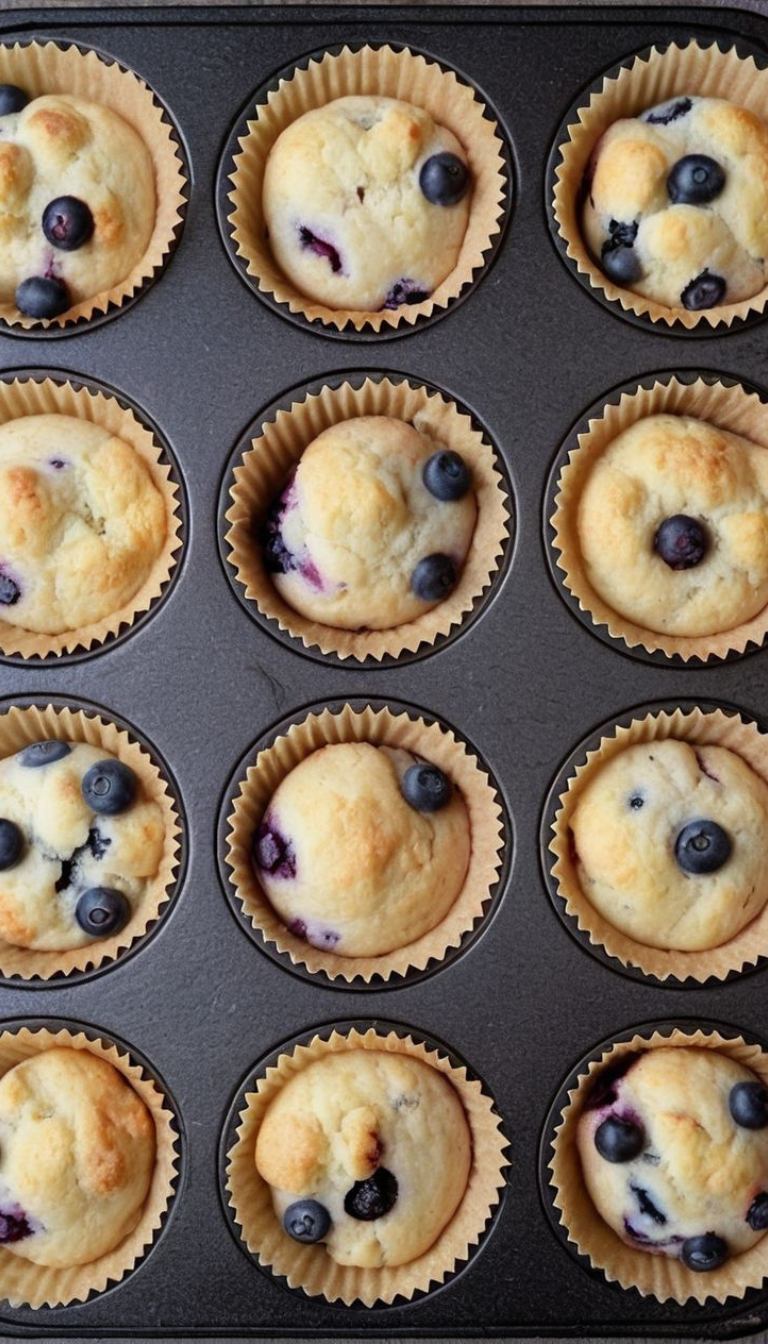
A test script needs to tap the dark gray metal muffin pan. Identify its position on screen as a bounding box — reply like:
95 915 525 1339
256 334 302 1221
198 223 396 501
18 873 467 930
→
1 3 768 1337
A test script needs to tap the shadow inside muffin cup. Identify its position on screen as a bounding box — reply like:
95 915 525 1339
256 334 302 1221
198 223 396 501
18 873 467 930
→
216 42 511 339
0 39 188 336
541 1020 768 1307
546 39 768 335
541 698 768 988
0 1016 182 1309
219 370 513 667
0 694 186 986
220 1018 508 1308
0 370 187 665
217 697 510 989
544 369 768 666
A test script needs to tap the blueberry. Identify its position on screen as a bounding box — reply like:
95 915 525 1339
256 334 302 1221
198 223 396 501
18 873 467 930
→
75 887 130 937
748 1193 768 1231
643 97 693 126
42 196 94 252
15 276 70 319
381 278 430 310
602 244 642 286
729 1081 768 1130
0 1208 32 1243
594 1115 645 1163
419 152 471 207
344 1168 398 1221
18 740 71 768
411 553 457 602
654 515 709 570
81 760 136 816
283 1198 331 1244
401 763 452 813
674 819 732 875
0 86 28 116
681 1232 729 1272
629 795 644 810
0 572 20 606
423 451 472 502
681 270 726 311
254 823 296 879
0 820 23 871
668 154 725 206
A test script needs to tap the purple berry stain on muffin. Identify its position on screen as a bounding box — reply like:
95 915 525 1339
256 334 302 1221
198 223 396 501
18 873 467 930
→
642 97 692 126
255 818 296 879
0 567 20 607
381 278 431 310
48 458 68 470
298 225 343 274
0 1204 33 1244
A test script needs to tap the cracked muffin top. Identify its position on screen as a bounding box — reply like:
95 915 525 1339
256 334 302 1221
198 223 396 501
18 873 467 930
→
254 741 471 959
0 87 156 320
264 415 477 632
255 1049 471 1268
582 95 768 312
0 738 164 951
262 95 472 312
577 1047 768 1274
0 1047 155 1267
569 738 768 952
0 413 167 635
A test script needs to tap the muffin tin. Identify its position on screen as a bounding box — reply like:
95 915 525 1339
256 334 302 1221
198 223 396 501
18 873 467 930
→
2 1 768 1336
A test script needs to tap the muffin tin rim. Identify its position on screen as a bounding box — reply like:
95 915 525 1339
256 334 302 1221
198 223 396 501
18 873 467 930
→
0 365 190 668
0 33 191 340
217 1014 510 1313
541 366 768 669
215 365 516 670
214 693 514 992
544 33 768 339
0 691 189 990
538 695 768 991
214 36 515 343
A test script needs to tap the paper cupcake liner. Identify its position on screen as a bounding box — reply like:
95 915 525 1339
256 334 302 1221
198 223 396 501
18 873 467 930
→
549 1024 768 1305
0 373 183 661
551 374 768 662
224 44 508 335
224 702 505 985
224 374 511 663
549 705 768 984
551 41 768 331
0 40 187 332
0 701 182 983
0 1021 179 1308
225 1024 508 1306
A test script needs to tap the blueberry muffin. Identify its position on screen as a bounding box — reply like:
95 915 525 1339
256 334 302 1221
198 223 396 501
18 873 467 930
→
0 1047 154 1266
569 738 768 951
264 416 477 630
577 1047 768 1272
0 85 155 319
262 96 471 312
255 1049 471 1267
583 95 768 310
0 739 164 950
0 413 166 634
575 414 768 638
254 741 471 957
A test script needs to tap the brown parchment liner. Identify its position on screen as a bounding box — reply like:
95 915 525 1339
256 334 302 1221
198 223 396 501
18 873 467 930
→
0 377 183 660
226 1025 507 1305
0 703 181 982
552 43 768 330
226 44 507 333
0 1023 179 1308
226 703 504 984
551 376 768 662
0 41 187 331
549 1026 768 1305
225 376 510 662
549 706 768 984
